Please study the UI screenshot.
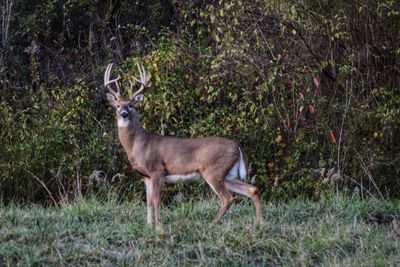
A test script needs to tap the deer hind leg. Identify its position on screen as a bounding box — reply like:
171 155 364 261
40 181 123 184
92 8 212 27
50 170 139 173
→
225 179 263 223
144 178 153 226
203 174 234 226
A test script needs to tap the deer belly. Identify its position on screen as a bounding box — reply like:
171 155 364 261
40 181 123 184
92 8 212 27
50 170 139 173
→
164 172 202 184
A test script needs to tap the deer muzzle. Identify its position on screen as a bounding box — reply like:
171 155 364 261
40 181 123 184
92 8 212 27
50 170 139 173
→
121 110 129 119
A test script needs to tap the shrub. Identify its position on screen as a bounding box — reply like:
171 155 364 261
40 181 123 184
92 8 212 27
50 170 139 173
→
0 0 399 203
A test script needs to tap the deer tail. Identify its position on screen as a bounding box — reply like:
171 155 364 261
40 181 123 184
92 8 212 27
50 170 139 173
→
238 146 247 181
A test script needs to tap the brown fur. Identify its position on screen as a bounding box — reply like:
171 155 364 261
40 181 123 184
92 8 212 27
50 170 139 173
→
108 94 263 227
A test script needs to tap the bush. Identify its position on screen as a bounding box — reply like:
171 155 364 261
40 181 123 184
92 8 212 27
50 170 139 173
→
0 0 399 203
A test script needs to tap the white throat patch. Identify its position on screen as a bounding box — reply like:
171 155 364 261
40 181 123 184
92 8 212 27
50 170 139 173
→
118 118 129 128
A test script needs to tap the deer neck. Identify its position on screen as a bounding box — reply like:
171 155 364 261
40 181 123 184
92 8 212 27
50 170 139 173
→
117 116 146 153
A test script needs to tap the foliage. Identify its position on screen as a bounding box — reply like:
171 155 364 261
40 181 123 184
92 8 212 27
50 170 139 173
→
0 0 399 203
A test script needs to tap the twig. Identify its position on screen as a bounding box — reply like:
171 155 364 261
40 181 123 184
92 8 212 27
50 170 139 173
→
1 0 14 48
344 174 376 199
23 169 59 208
337 79 352 171
354 150 384 199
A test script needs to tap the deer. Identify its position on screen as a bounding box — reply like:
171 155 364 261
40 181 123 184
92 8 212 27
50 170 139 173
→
104 62 263 228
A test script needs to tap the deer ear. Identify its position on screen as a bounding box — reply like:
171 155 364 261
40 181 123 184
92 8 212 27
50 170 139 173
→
106 93 117 107
133 93 144 105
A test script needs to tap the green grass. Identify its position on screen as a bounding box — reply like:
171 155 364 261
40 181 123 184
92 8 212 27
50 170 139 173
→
1 195 399 266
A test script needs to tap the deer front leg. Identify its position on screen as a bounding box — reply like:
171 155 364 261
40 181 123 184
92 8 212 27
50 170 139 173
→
144 178 153 226
150 175 164 228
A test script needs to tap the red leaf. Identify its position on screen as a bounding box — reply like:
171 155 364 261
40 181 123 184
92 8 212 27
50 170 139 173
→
313 77 320 89
282 76 292 87
187 74 193 84
308 105 315 114
285 118 293 127
329 131 337 145
313 77 320 96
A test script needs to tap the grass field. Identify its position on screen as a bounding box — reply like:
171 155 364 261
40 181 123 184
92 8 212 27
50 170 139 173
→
1 195 399 266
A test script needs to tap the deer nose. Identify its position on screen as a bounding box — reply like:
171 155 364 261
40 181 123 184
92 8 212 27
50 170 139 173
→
121 111 129 119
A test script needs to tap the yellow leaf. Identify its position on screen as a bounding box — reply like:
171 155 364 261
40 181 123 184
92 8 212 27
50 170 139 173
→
275 133 283 143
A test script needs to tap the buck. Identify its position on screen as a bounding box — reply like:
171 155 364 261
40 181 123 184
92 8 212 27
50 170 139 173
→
104 63 263 228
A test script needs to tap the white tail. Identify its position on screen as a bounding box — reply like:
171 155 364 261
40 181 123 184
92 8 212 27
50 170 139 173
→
238 147 247 180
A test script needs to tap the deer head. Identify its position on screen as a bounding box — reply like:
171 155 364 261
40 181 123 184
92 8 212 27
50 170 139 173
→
104 63 146 127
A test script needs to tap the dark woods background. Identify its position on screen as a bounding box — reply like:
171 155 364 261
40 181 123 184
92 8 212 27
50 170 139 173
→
0 0 399 204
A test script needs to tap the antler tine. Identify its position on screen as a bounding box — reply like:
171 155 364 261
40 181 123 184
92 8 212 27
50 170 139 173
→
131 63 147 100
131 63 146 84
103 64 111 85
104 63 121 98
140 64 146 84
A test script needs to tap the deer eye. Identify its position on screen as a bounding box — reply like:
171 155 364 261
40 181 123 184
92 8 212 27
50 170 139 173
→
129 104 133 109
117 104 120 108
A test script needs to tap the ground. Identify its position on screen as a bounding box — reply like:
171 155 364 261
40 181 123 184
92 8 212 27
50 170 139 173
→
1 195 399 266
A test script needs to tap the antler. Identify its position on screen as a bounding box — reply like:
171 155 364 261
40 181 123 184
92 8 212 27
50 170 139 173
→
104 63 121 99
130 63 146 100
